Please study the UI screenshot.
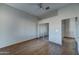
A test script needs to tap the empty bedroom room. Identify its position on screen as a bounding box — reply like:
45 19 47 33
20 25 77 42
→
0 3 79 55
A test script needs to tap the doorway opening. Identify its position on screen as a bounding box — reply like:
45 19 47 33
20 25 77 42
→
62 19 70 39
61 17 78 54
38 23 49 40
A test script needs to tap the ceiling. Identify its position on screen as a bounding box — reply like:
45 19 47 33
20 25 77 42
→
6 3 70 19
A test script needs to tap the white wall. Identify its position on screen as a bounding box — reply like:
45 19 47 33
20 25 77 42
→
39 4 79 52
49 19 62 45
0 4 38 48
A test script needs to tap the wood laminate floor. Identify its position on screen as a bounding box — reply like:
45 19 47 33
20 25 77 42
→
0 37 78 55
62 38 78 55
0 37 61 55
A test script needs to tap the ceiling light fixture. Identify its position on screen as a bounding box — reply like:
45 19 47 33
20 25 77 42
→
38 3 50 10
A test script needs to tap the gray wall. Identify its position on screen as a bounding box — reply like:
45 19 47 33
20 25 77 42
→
0 4 38 48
